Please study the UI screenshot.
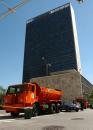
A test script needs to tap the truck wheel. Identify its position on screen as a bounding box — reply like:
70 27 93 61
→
32 104 40 117
50 104 56 114
24 108 32 119
11 112 19 118
56 103 60 113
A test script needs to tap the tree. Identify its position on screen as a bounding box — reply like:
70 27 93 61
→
0 86 5 105
88 90 93 99
87 90 93 106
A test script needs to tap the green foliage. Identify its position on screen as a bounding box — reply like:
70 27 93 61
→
0 86 4 91
88 90 93 99
0 86 5 105
0 93 3 103
87 90 93 105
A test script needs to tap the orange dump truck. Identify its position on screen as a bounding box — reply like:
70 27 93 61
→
3 82 63 119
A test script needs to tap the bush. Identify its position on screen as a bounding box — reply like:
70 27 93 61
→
0 86 5 109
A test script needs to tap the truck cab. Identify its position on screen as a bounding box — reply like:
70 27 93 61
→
3 83 39 117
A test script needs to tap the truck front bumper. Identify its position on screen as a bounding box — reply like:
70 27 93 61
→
3 105 33 113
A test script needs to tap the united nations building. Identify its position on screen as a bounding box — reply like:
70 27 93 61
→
23 3 93 101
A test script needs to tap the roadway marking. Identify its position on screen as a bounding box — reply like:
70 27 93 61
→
0 119 15 123
0 114 15 123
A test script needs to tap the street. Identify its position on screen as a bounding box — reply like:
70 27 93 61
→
0 109 93 130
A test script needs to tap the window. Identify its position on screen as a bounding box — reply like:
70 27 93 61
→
32 85 35 92
7 87 15 94
7 86 25 94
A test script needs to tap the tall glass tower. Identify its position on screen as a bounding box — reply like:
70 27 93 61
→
23 3 81 83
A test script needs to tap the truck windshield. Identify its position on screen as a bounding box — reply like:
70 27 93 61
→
7 86 25 94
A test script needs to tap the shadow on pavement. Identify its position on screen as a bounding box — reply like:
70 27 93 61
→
42 125 65 130
0 114 24 120
0 111 60 120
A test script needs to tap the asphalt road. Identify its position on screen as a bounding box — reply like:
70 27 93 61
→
0 109 93 130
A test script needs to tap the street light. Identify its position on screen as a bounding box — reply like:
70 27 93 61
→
46 63 52 76
41 57 52 76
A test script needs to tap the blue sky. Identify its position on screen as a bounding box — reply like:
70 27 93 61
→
0 0 93 88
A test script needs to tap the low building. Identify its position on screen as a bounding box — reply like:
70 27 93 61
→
31 69 93 101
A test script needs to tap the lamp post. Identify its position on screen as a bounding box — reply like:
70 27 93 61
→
46 63 52 76
41 57 52 76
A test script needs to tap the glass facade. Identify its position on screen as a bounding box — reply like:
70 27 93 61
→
23 3 80 82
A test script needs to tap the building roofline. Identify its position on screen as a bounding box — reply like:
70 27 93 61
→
81 75 93 87
26 2 72 24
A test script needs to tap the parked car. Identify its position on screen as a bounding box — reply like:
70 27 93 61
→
61 102 80 112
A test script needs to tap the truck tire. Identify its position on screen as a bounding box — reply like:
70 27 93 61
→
49 104 56 114
11 112 19 118
24 108 32 119
32 104 40 117
56 103 60 113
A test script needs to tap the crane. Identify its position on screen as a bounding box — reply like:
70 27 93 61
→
0 0 32 20
0 0 84 21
